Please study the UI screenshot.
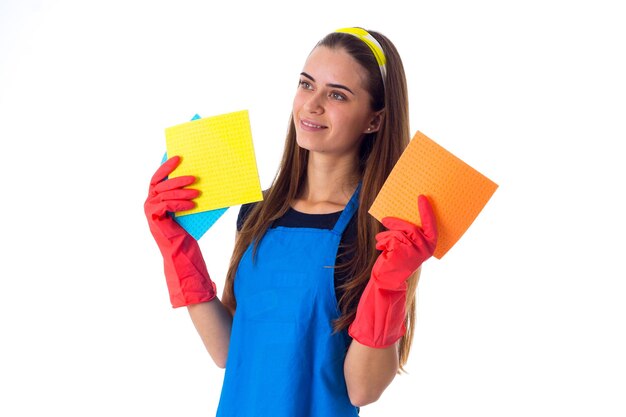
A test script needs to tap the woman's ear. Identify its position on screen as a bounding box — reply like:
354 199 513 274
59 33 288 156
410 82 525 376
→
364 109 385 133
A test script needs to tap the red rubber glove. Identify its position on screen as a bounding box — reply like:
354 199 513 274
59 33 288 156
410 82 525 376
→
144 155 217 308
349 195 438 348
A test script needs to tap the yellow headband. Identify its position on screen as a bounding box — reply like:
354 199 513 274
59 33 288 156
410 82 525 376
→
335 27 387 88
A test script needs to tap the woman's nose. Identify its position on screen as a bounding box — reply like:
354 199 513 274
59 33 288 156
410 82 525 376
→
304 91 324 114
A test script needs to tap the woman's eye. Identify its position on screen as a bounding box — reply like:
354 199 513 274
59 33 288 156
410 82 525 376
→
330 92 346 101
298 80 312 89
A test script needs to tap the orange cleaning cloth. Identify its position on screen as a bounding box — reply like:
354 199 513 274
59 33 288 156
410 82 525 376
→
369 131 498 259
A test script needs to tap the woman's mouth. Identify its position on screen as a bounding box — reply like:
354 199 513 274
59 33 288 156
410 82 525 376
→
300 119 327 131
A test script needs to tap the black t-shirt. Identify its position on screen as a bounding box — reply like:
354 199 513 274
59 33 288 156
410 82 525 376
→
236 202 357 305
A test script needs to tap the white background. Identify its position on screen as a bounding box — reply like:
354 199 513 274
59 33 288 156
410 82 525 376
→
1 0 625 416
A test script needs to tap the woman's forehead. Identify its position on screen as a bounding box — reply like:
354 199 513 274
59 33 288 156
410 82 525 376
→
302 46 368 88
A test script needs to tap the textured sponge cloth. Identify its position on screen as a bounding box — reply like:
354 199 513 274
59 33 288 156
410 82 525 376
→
369 131 498 259
165 110 263 217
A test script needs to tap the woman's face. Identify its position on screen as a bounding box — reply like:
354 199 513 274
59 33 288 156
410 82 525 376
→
292 46 379 158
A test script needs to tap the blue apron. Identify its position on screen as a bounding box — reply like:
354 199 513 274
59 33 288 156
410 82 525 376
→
216 185 361 417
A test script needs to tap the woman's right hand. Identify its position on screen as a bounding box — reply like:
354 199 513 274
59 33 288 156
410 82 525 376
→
144 155 198 241
144 155 217 308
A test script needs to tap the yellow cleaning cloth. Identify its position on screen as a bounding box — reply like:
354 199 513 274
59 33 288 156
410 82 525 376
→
369 131 498 259
165 110 263 216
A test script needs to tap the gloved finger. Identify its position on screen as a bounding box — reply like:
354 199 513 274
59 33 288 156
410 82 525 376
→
148 199 196 218
417 194 438 245
163 199 196 214
375 229 412 252
152 175 196 194
150 155 182 186
381 216 421 242
150 188 199 203
380 216 436 255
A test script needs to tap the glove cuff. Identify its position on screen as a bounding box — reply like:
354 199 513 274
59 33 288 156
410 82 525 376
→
161 234 218 308
348 278 407 348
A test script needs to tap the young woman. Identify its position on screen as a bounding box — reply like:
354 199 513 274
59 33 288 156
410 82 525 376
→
144 27 438 417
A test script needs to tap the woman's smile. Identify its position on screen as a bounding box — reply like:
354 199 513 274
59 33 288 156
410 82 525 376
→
300 118 328 131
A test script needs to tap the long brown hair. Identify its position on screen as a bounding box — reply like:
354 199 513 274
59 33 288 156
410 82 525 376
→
222 28 417 371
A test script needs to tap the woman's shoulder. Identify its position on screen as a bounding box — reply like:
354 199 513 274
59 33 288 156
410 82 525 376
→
237 202 259 231
237 188 273 231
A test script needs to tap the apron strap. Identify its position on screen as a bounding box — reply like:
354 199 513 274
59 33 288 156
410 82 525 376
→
332 182 361 236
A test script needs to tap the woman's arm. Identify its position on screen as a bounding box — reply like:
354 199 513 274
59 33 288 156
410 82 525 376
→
343 268 421 406
344 196 437 406
187 299 233 368
344 340 399 407
187 228 241 369
144 156 235 368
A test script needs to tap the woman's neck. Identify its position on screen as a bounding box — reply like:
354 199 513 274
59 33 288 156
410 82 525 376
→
292 152 360 214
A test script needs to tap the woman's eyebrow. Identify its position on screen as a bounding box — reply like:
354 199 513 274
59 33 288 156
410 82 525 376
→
300 72 355 95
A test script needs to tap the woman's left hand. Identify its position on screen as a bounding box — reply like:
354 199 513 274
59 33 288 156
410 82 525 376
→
372 195 438 290
348 195 438 348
